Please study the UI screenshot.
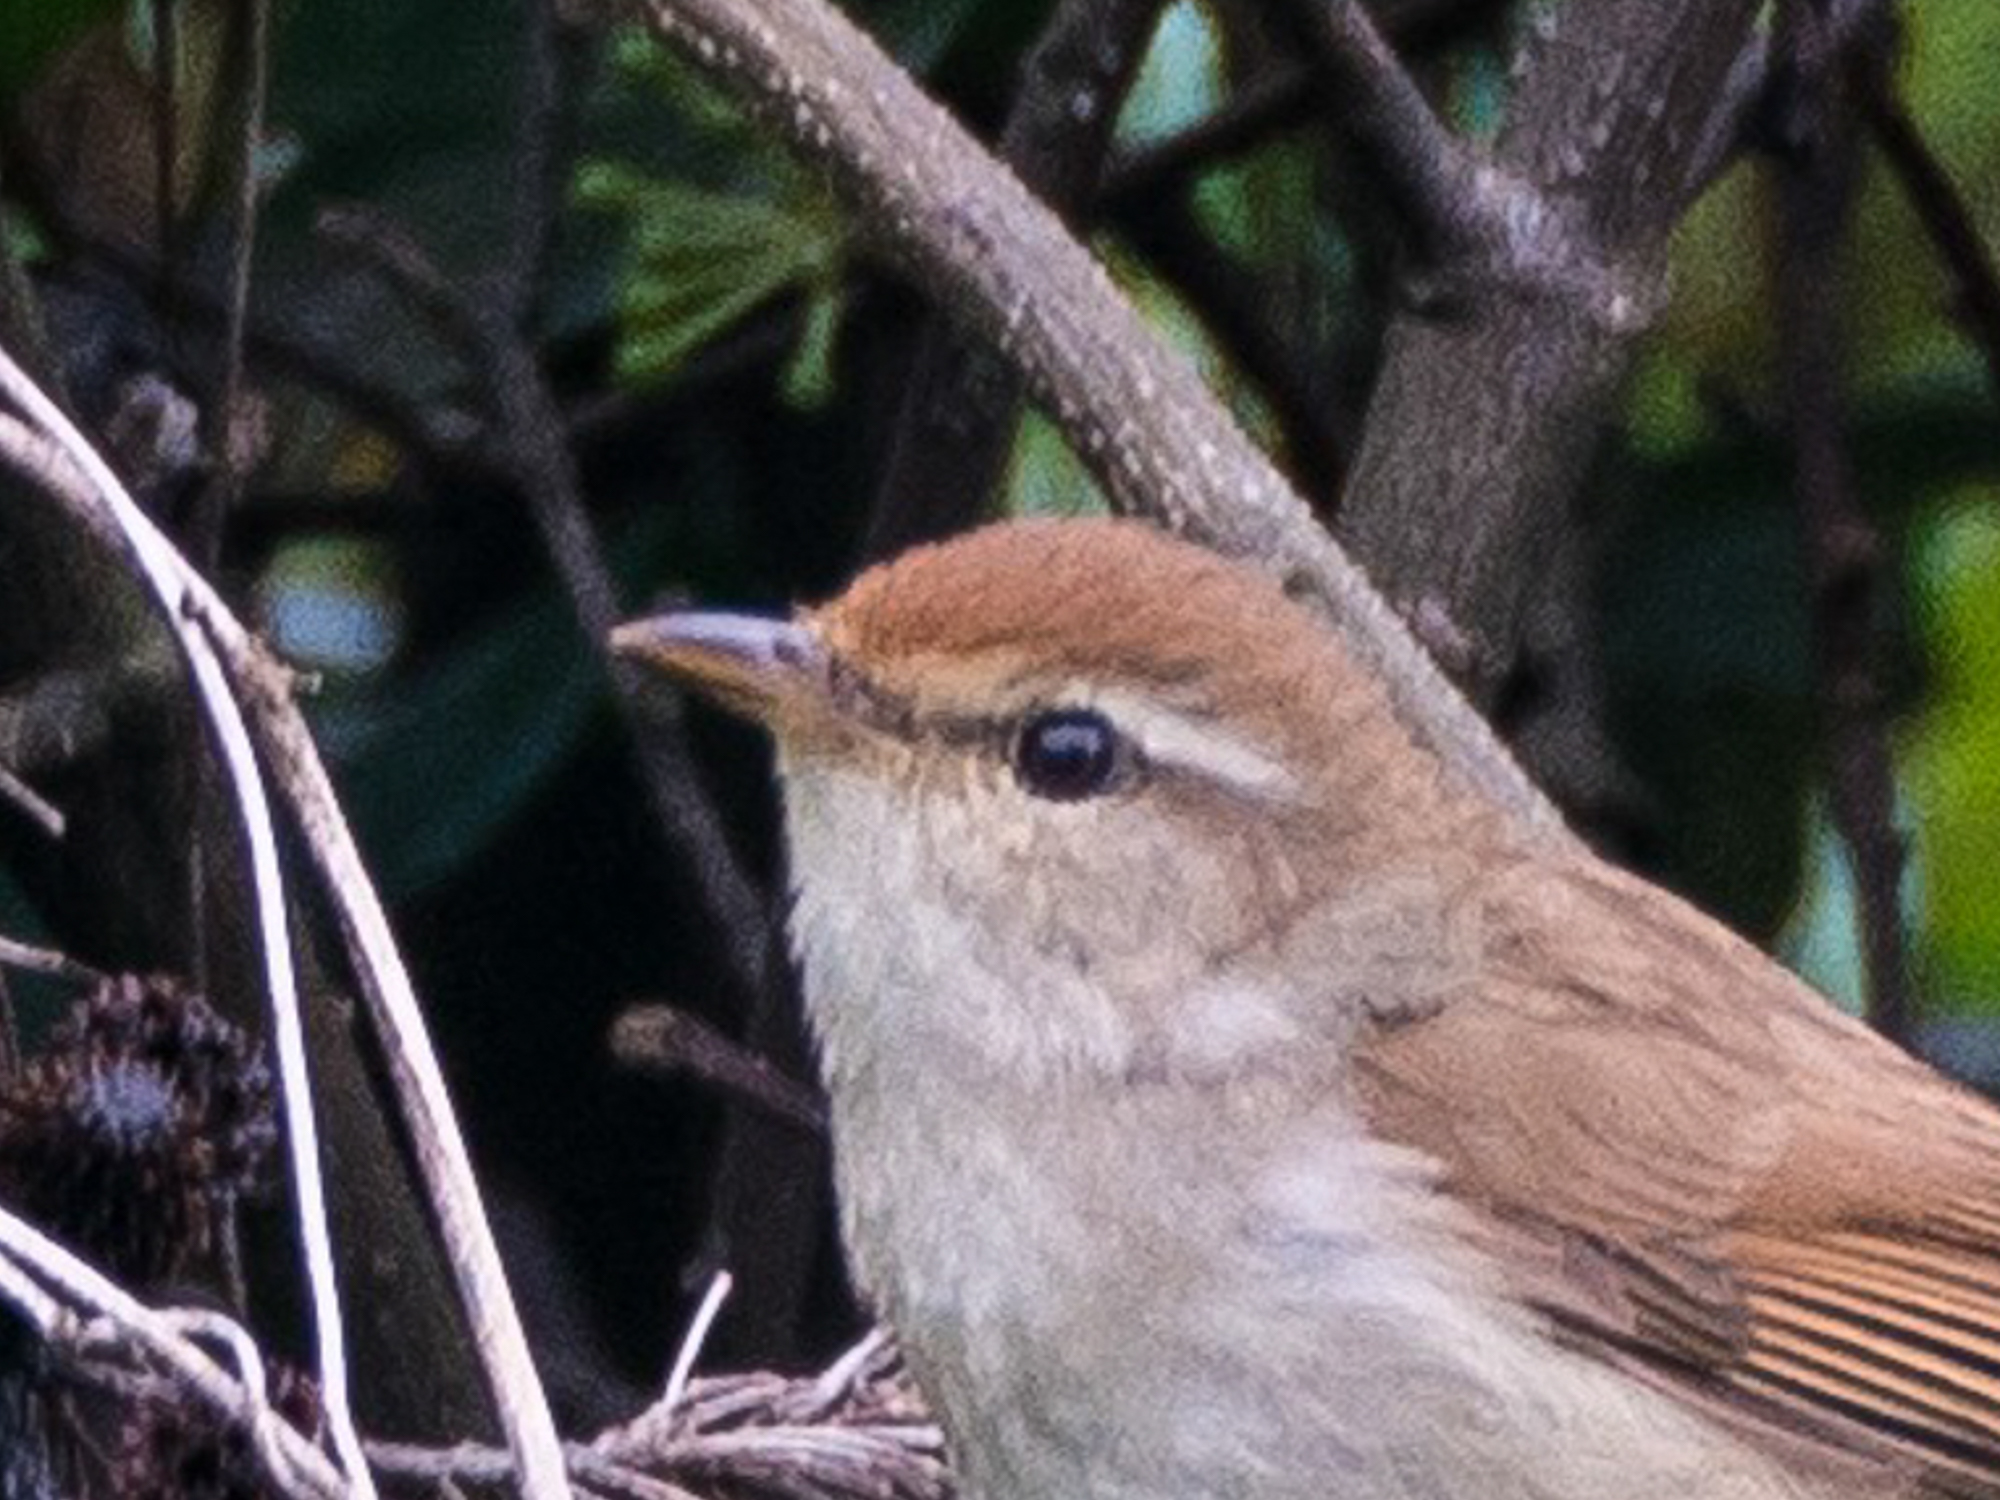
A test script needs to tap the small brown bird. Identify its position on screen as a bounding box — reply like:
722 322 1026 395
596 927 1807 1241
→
615 519 2000 1500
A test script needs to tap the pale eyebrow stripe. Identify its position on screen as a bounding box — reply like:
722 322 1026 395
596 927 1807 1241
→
833 652 1299 799
1086 687 1298 801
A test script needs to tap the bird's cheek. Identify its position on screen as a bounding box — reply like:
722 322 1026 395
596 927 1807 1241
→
1130 977 1309 1082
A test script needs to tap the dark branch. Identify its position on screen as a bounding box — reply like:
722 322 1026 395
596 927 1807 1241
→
1100 0 1513 211
188 0 272 573
1773 3 1910 1040
1120 195 1349 503
1335 0 1762 705
861 0 1164 561
316 204 781 1007
317 202 832 1362
1100 63 1314 210
1268 0 1499 275
499 0 574 325
612 1003 827 1134
1857 59 2000 414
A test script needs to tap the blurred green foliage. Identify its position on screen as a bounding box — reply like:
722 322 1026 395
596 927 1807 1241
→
1620 1 2000 1013
1906 494 2000 1012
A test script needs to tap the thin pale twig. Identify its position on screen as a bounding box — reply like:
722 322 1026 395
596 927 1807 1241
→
370 1331 945 1500
0 341 574 1500
0 1200 348 1500
661 1273 733 1418
0 934 106 985
0 762 65 838
208 603 576 1500
0 348 376 1498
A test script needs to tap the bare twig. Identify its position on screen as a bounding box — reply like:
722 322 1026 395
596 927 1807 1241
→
1857 62 2000 413
1099 63 1315 209
1774 4 1909 1040
1690 1 1897 206
1334 0 1762 705
612 1004 826 1133
0 971 18 1081
660 1273 732 1417
862 0 1165 560
502 0 570 323
370 1329 947 1500
1120 194 1349 503
18 196 506 484
0 345 573 1500
0 764 66 839
0 350 377 1498
0 1200 349 1500
0 935 106 985
189 0 273 566
1271 0 1519 278
634 0 1562 838
149 0 181 300
1100 0 1512 209
1681 28 1773 202
316 205 780 1006
317 204 834 1359
212 622 575 1499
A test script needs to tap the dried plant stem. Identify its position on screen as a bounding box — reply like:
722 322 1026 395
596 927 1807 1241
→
0 354 376 1498
0 343 573 1500
0 1200 348 1500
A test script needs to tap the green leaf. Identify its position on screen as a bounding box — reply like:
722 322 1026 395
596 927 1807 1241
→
780 284 844 411
580 36 851 393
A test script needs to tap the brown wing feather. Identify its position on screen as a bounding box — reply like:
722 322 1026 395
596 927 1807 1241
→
1352 852 2000 1494
1731 1232 2000 1474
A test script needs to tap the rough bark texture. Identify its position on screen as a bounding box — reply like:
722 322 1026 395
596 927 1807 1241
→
1337 0 1763 702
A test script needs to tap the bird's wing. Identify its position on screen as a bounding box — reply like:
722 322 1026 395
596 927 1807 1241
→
1350 854 2000 1495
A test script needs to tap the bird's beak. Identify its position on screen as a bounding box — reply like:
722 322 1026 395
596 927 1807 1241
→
611 611 830 728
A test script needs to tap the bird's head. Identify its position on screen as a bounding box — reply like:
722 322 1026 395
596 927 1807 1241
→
614 520 1492 1089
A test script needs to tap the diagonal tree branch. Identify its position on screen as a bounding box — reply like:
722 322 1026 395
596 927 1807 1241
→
1100 62 1315 209
316 205 780 1009
314 203 828 1363
1271 0 1501 277
634 0 1564 837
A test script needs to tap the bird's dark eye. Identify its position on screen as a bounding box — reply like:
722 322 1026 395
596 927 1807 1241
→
1012 708 1122 801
